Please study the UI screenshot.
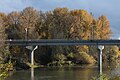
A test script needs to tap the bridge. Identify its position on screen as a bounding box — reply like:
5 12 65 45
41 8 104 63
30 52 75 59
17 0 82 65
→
3 39 120 75
3 39 120 45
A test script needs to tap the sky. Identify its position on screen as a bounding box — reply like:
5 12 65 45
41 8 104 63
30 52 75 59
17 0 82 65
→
0 0 120 39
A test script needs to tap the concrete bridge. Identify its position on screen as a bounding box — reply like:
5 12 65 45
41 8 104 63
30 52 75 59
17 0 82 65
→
3 39 120 75
4 39 120 45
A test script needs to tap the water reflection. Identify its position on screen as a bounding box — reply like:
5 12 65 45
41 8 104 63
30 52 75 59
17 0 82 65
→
31 68 34 80
6 63 120 80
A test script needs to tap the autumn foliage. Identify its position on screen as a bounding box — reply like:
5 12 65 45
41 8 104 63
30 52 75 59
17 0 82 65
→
0 7 119 68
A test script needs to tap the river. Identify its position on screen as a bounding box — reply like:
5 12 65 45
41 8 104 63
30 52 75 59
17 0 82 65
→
6 62 120 80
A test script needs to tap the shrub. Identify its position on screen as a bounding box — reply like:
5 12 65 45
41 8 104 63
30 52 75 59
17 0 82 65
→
75 52 96 64
91 74 110 80
67 52 75 59
0 61 14 80
52 53 66 62
47 53 66 66
105 46 120 61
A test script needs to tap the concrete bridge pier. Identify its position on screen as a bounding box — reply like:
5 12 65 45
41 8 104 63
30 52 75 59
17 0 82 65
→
98 45 104 75
31 46 38 66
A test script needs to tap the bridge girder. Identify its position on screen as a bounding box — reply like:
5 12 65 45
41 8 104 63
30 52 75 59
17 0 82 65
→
3 39 120 46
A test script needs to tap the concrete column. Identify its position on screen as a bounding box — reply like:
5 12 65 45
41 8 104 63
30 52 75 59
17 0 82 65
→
98 49 102 75
31 46 38 66
98 45 104 75
31 50 34 66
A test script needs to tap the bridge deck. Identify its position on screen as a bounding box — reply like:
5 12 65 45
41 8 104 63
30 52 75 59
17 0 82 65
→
2 39 120 45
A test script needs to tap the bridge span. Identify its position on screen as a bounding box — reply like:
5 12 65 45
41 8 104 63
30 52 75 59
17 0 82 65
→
3 39 120 45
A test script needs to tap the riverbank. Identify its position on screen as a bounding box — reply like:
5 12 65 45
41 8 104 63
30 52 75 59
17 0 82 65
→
1 57 120 80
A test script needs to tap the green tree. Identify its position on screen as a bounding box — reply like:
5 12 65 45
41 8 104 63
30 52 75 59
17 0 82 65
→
48 8 71 62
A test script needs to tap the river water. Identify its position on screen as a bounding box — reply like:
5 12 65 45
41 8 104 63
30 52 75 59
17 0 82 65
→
6 62 120 80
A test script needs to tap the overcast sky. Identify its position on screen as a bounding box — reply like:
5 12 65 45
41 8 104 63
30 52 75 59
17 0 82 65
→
0 0 120 39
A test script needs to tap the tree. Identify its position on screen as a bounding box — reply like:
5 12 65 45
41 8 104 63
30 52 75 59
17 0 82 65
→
0 13 7 41
69 10 93 40
105 46 120 61
0 7 114 67
19 7 40 39
96 15 112 39
0 13 11 63
89 15 112 61
68 10 96 64
51 8 70 55
51 8 71 39
6 11 20 39
35 11 51 39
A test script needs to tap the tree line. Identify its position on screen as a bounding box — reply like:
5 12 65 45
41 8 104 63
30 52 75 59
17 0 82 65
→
0 7 119 69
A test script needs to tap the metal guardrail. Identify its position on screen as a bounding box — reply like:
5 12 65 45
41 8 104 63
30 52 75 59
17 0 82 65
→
2 39 120 46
